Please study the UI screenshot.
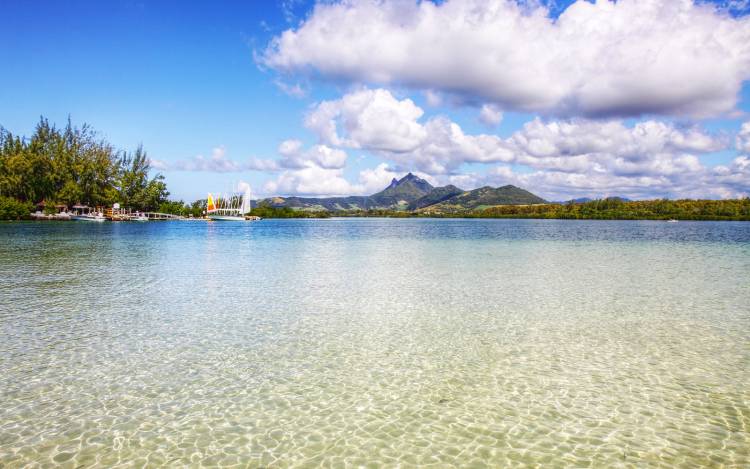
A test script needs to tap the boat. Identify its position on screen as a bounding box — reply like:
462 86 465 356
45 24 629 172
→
132 212 149 222
206 187 257 221
70 206 106 222
667 219 678 223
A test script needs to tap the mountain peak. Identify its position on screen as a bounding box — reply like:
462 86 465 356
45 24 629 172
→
370 171 434 203
399 172 421 183
395 172 432 191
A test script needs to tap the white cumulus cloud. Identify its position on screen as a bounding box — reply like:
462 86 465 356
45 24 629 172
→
305 88 427 152
262 162 435 197
261 0 750 118
305 88 727 178
263 166 356 196
171 146 248 172
479 104 503 127
275 139 349 169
262 141 353 196
283 86 750 199
736 121 750 153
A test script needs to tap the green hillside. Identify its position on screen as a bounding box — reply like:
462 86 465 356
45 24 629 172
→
422 185 547 212
258 176 549 214
407 185 463 210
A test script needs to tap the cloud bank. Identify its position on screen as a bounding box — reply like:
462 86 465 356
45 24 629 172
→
295 88 749 199
305 88 726 172
152 90 749 199
261 0 750 118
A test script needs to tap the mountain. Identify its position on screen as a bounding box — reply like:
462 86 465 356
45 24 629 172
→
407 185 464 210
420 185 547 212
368 173 434 208
258 176 547 213
258 173 434 211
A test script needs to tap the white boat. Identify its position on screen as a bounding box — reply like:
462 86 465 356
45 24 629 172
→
72 210 107 222
206 186 257 221
207 214 245 221
70 205 102 221
132 212 149 221
75 212 107 222
667 219 678 223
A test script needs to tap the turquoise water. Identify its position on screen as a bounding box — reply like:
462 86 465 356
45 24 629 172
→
1 219 749 467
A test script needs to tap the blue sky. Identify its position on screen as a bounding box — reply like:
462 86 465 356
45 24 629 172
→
1 0 750 201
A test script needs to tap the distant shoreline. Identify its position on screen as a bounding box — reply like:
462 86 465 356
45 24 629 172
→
3 198 749 222
4 215 749 223
250 198 750 221
330 213 750 222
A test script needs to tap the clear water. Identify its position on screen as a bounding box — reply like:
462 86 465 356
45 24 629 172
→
1 219 748 467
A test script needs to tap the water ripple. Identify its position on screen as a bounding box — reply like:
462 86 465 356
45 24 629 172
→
0 219 748 467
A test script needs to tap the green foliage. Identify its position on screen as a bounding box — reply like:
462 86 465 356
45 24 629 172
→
118 145 169 211
190 199 207 218
425 185 548 211
158 200 189 216
42 203 59 215
0 195 33 220
334 209 413 218
155 199 205 218
250 205 330 218
331 198 750 221
0 117 170 212
468 198 750 220
408 184 463 210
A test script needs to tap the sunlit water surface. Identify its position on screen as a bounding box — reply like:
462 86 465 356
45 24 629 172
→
1 219 749 467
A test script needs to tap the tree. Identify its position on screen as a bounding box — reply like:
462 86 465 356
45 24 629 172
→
116 145 169 210
0 117 175 217
0 117 120 207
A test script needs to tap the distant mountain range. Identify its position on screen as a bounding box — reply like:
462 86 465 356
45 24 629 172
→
258 173 549 212
554 196 632 204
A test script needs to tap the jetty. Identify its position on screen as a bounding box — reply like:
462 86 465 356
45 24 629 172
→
31 205 188 221
106 208 184 221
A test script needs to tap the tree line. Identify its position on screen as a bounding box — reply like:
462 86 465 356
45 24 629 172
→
468 198 750 221
249 205 330 218
332 198 750 221
0 117 186 219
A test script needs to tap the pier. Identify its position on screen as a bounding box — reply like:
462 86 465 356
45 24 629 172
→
140 212 184 220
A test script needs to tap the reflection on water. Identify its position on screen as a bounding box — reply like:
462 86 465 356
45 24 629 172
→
1 219 749 467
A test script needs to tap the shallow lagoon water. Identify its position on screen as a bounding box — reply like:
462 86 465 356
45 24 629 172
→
1 218 749 467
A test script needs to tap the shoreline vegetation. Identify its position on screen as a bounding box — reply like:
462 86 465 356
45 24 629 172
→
329 198 750 221
2 117 749 222
249 170 750 221
0 117 205 220
248 198 750 221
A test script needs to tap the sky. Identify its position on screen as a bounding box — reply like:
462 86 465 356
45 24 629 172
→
1 0 750 201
